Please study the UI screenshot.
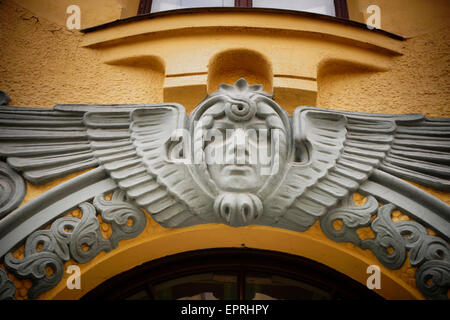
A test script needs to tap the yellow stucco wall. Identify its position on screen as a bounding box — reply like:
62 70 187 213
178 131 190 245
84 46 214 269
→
13 0 141 29
347 0 450 38
0 0 449 300
316 24 449 117
2 0 449 117
0 0 163 108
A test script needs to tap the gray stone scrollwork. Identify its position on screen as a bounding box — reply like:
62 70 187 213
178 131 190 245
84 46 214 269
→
320 196 378 245
0 161 26 219
416 260 450 300
320 196 450 300
93 190 147 248
361 204 407 270
0 268 15 300
4 233 66 300
395 219 450 300
1 189 146 299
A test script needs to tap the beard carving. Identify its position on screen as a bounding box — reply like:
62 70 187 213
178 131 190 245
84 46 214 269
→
214 192 263 227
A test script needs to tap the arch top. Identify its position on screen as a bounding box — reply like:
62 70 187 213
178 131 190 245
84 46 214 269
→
39 222 422 300
83 247 384 300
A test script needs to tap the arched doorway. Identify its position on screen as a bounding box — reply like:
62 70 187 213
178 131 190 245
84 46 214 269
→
83 248 382 300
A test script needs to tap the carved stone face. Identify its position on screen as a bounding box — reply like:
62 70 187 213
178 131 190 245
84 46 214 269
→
204 116 272 192
190 79 289 226
198 98 287 194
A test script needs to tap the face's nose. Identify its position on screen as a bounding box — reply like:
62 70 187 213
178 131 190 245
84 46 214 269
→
225 128 249 165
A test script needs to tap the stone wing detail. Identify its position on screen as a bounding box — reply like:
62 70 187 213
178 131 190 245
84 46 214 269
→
128 108 214 226
269 107 450 231
0 104 210 227
0 105 101 184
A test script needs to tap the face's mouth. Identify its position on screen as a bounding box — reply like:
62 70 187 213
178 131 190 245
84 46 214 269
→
222 165 254 176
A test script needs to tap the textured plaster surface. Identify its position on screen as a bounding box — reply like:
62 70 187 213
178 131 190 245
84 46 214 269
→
13 0 140 29
317 27 450 118
347 0 450 38
0 1 164 108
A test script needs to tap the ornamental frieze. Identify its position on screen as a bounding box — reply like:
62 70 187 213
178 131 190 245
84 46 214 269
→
0 79 448 299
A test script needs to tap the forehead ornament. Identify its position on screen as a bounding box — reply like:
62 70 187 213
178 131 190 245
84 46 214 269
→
224 99 256 122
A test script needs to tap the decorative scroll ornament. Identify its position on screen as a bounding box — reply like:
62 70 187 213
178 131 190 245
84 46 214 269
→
0 79 449 299
0 268 15 300
0 161 26 219
2 190 145 299
416 261 450 300
93 190 147 248
321 196 450 300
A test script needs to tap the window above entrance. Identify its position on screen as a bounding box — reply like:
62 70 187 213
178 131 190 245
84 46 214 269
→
138 0 349 19
83 249 383 300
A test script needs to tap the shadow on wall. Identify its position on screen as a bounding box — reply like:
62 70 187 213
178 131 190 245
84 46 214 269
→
207 48 273 94
105 54 166 104
316 58 383 111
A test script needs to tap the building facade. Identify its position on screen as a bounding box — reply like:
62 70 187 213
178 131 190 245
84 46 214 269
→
0 0 449 300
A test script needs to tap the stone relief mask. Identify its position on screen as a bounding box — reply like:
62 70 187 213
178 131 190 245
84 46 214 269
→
188 79 291 226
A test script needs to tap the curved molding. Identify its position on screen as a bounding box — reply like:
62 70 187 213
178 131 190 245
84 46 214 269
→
80 11 404 110
42 226 421 300
0 268 15 300
0 161 26 219
2 189 146 299
360 170 450 241
81 8 403 54
0 168 117 259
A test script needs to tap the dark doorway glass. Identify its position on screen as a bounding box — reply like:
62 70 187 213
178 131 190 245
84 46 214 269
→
154 272 238 300
245 272 331 300
83 248 383 300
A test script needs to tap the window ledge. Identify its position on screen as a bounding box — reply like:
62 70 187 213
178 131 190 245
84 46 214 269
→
80 8 404 110
81 7 403 49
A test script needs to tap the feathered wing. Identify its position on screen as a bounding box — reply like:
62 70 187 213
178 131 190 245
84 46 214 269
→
268 106 450 231
0 104 212 227
0 105 98 183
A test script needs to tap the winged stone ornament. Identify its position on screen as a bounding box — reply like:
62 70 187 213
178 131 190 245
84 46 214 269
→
0 79 449 300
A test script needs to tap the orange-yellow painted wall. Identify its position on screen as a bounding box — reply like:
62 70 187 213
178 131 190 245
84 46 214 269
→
2 0 449 116
347 0 450 38
13 0 141 29
0 1 164 108
0 0 449 300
